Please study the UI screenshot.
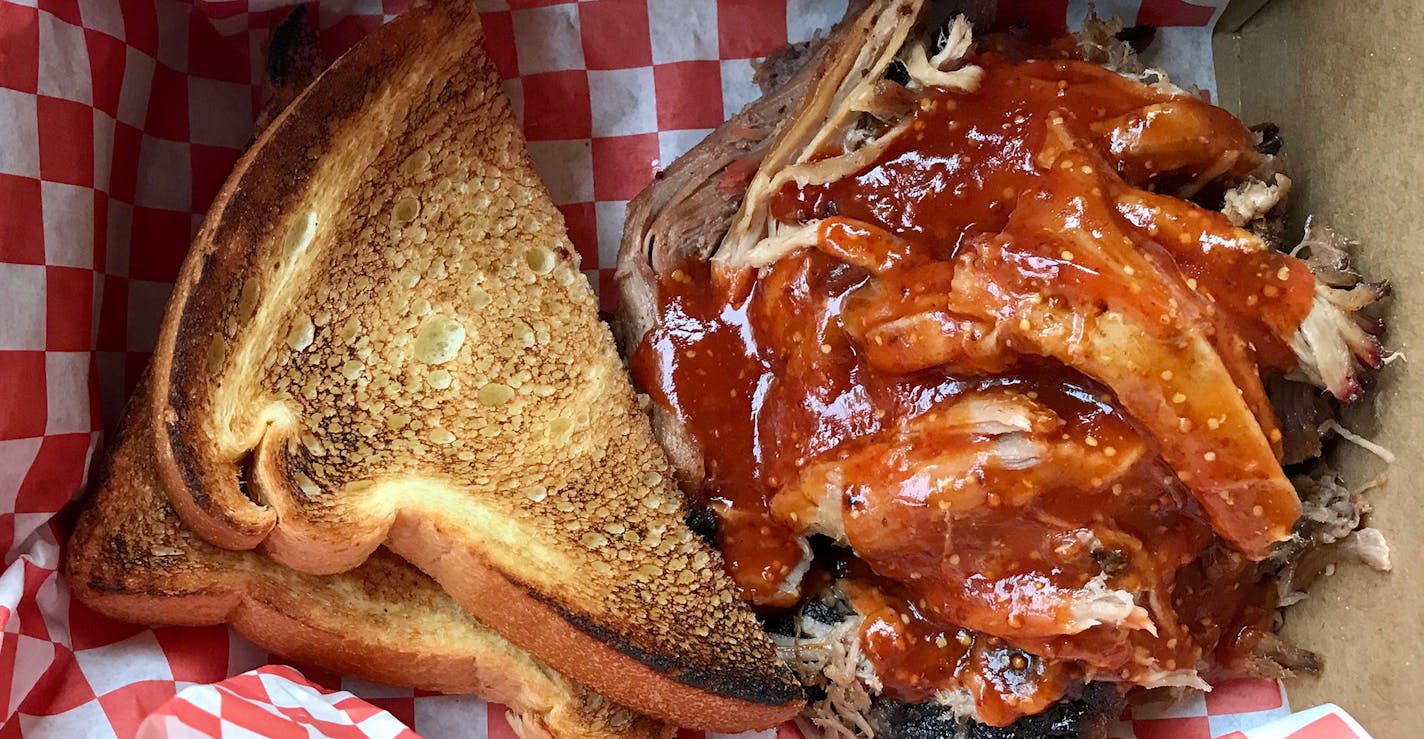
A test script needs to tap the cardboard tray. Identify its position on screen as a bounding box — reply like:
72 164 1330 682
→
1214 2 1424 736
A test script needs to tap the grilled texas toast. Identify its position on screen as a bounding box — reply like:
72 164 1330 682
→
67 386 671 739
146 1 800 729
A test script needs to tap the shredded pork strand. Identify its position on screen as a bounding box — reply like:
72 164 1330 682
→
1067 573 1155 635
899 16 982 92
930 15 973 69
738 219 826 268
1270 470 1391 609
1074 15 1146 76
717 1 986 269
1319 419 1397 464
1288 220 1388 403
1223 173 1292 227
1073 14 1186 95
1340 527 1392 571
1270 218 1389 463
774 612 881 739
785 119 915 190
1082 664 1209 692
778 536 817 600
931 688 979 722
1294 470 1369 546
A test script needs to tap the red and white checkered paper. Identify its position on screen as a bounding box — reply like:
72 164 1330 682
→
134 666 419 739
0 0 1372 736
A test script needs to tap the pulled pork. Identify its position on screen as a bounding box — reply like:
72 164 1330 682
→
1288 221 1389 403
616 2 1391 736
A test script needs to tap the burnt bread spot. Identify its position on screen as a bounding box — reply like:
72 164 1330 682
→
86 577 129 594
167 420 212 511
532 589 803 707
685 503 719 547
238 449 262 505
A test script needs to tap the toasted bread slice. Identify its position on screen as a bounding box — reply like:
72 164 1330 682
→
146 1 800 729
67 386 671 739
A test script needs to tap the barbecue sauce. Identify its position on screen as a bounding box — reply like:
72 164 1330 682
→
630 53 1312 725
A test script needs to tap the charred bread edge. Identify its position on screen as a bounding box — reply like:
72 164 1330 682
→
386 514 803 732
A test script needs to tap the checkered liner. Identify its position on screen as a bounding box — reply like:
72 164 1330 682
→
135 666 419 739
0 0 1370 736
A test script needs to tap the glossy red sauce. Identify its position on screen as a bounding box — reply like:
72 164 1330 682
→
849 581 1072 726
631 51 1311 724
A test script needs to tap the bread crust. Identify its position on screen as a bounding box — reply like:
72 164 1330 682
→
386 515 802 732
144 1 801 729
68 386 673 739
